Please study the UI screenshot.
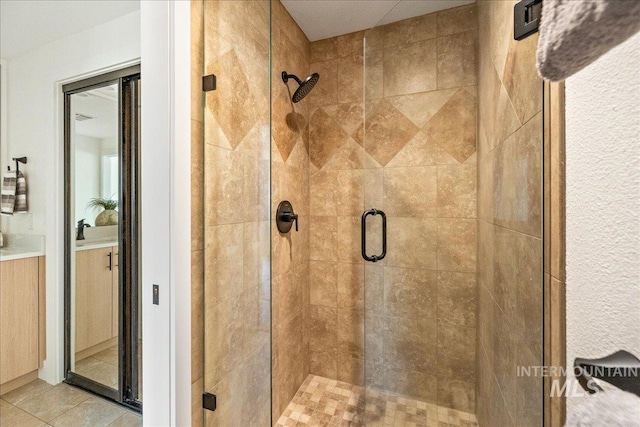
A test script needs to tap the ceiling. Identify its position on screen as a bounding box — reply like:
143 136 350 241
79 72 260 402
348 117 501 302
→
73 84 119 139
0 1 139 58
282 0 475 42
0 0 473 57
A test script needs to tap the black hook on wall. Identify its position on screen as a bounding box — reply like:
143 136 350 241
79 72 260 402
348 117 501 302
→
9 156 27 173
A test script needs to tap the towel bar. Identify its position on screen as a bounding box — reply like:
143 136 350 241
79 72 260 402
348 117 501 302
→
575 350 640 397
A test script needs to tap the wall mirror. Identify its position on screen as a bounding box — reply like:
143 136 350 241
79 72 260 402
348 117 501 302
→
64 66 142 411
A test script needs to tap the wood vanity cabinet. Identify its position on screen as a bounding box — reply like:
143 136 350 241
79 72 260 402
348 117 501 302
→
75 246 119 353
0 257 46 388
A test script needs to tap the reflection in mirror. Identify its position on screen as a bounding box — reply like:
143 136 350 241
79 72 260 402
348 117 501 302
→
70 83 120 391
72 83 119 229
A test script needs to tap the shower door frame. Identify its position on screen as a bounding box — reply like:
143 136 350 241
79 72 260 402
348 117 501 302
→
543 81 567 427
62 65 142 412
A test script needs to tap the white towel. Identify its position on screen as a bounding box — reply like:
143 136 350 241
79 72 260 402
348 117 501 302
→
1 170 17 215
537 0 640 81
566 389 640 426
15 171 27 213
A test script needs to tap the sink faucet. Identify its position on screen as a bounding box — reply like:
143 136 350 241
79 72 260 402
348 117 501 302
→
76 219 91 240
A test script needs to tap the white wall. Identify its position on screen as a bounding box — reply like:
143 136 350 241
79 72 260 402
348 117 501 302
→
2 10 140 384
74 135 101 225
565 31 640 409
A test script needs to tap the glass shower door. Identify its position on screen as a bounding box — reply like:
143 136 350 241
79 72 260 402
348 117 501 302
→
362 15 479 419
201 1 272 426
362 2 545 426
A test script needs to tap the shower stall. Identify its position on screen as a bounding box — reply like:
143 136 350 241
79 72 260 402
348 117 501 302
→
192 0 545 426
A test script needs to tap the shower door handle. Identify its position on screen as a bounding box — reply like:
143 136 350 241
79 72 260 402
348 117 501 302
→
361 208 386 262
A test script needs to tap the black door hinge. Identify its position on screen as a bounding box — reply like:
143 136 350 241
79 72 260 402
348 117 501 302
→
514 0 543 40
203 74 217 92
202 392 217 412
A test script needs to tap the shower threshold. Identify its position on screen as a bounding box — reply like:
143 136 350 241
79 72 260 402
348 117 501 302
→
275 374 478 427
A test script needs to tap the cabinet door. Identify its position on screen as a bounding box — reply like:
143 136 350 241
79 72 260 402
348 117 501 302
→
0 258 39 383
112 246 119 338
75 248 113 352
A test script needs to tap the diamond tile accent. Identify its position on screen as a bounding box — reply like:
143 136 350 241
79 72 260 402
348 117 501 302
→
273 86 305 162
359 99 420 167
386 131 458 168
424 88 476 163
274 374 479 427
322 103 363 138
207 49 259 149
387 89 457 128
309 108 350 169
323 138 381 171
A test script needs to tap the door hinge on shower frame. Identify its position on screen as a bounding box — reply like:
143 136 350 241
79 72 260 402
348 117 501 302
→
514 0 543 40
202 392 217 412
202 74 217 92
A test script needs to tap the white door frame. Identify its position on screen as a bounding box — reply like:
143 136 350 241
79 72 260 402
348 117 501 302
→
140 1 191 425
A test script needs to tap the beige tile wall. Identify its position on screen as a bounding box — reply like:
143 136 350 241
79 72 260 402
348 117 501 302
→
193 0 313 423
307 4 478 413
476 1 544 426
200 1 272 426
192 2 549 424
271 0 312 420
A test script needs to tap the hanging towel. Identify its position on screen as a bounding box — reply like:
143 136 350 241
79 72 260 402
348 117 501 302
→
536 0 640 81
566 388 640 426
14 171 28 213
1 170 17 215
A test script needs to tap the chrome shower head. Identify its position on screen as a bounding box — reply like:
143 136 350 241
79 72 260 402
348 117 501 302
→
282 71 320 103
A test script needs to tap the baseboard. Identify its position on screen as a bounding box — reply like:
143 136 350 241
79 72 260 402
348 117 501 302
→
0 370 39 395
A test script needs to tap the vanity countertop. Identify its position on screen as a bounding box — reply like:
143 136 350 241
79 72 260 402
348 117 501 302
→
75 240 118 251
0 234 46 261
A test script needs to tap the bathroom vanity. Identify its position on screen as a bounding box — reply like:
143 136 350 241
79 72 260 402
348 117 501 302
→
0 239 46 394
74 241 119 356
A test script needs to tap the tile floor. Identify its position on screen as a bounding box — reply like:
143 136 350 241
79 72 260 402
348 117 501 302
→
0 380 141 427
275 375 478 427
76 345 119 389
74 342 142 399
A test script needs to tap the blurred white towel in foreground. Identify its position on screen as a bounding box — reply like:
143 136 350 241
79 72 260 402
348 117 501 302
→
566 389 640 427
537 0 640 81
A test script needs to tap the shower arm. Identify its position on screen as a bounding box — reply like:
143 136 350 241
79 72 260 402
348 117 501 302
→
281 72 303 85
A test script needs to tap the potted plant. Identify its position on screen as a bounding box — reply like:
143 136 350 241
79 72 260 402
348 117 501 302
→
87 197 119 226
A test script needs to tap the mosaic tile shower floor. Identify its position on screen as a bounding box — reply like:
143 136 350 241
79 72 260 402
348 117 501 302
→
275 375 478 427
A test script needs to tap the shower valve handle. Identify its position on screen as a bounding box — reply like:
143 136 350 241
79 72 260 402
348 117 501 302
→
282 212 298 232
276 201 298 233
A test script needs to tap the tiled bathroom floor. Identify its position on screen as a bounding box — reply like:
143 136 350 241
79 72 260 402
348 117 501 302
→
0 380 141 426
75 343 143 399
275 375 478 427
76 345 120 389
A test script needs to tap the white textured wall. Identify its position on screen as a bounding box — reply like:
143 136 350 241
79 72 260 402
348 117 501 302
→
1 11 140 384
1 11 139 235
565 32 640 410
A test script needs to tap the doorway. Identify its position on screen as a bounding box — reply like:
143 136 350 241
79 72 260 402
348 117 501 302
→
63 65 141 411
